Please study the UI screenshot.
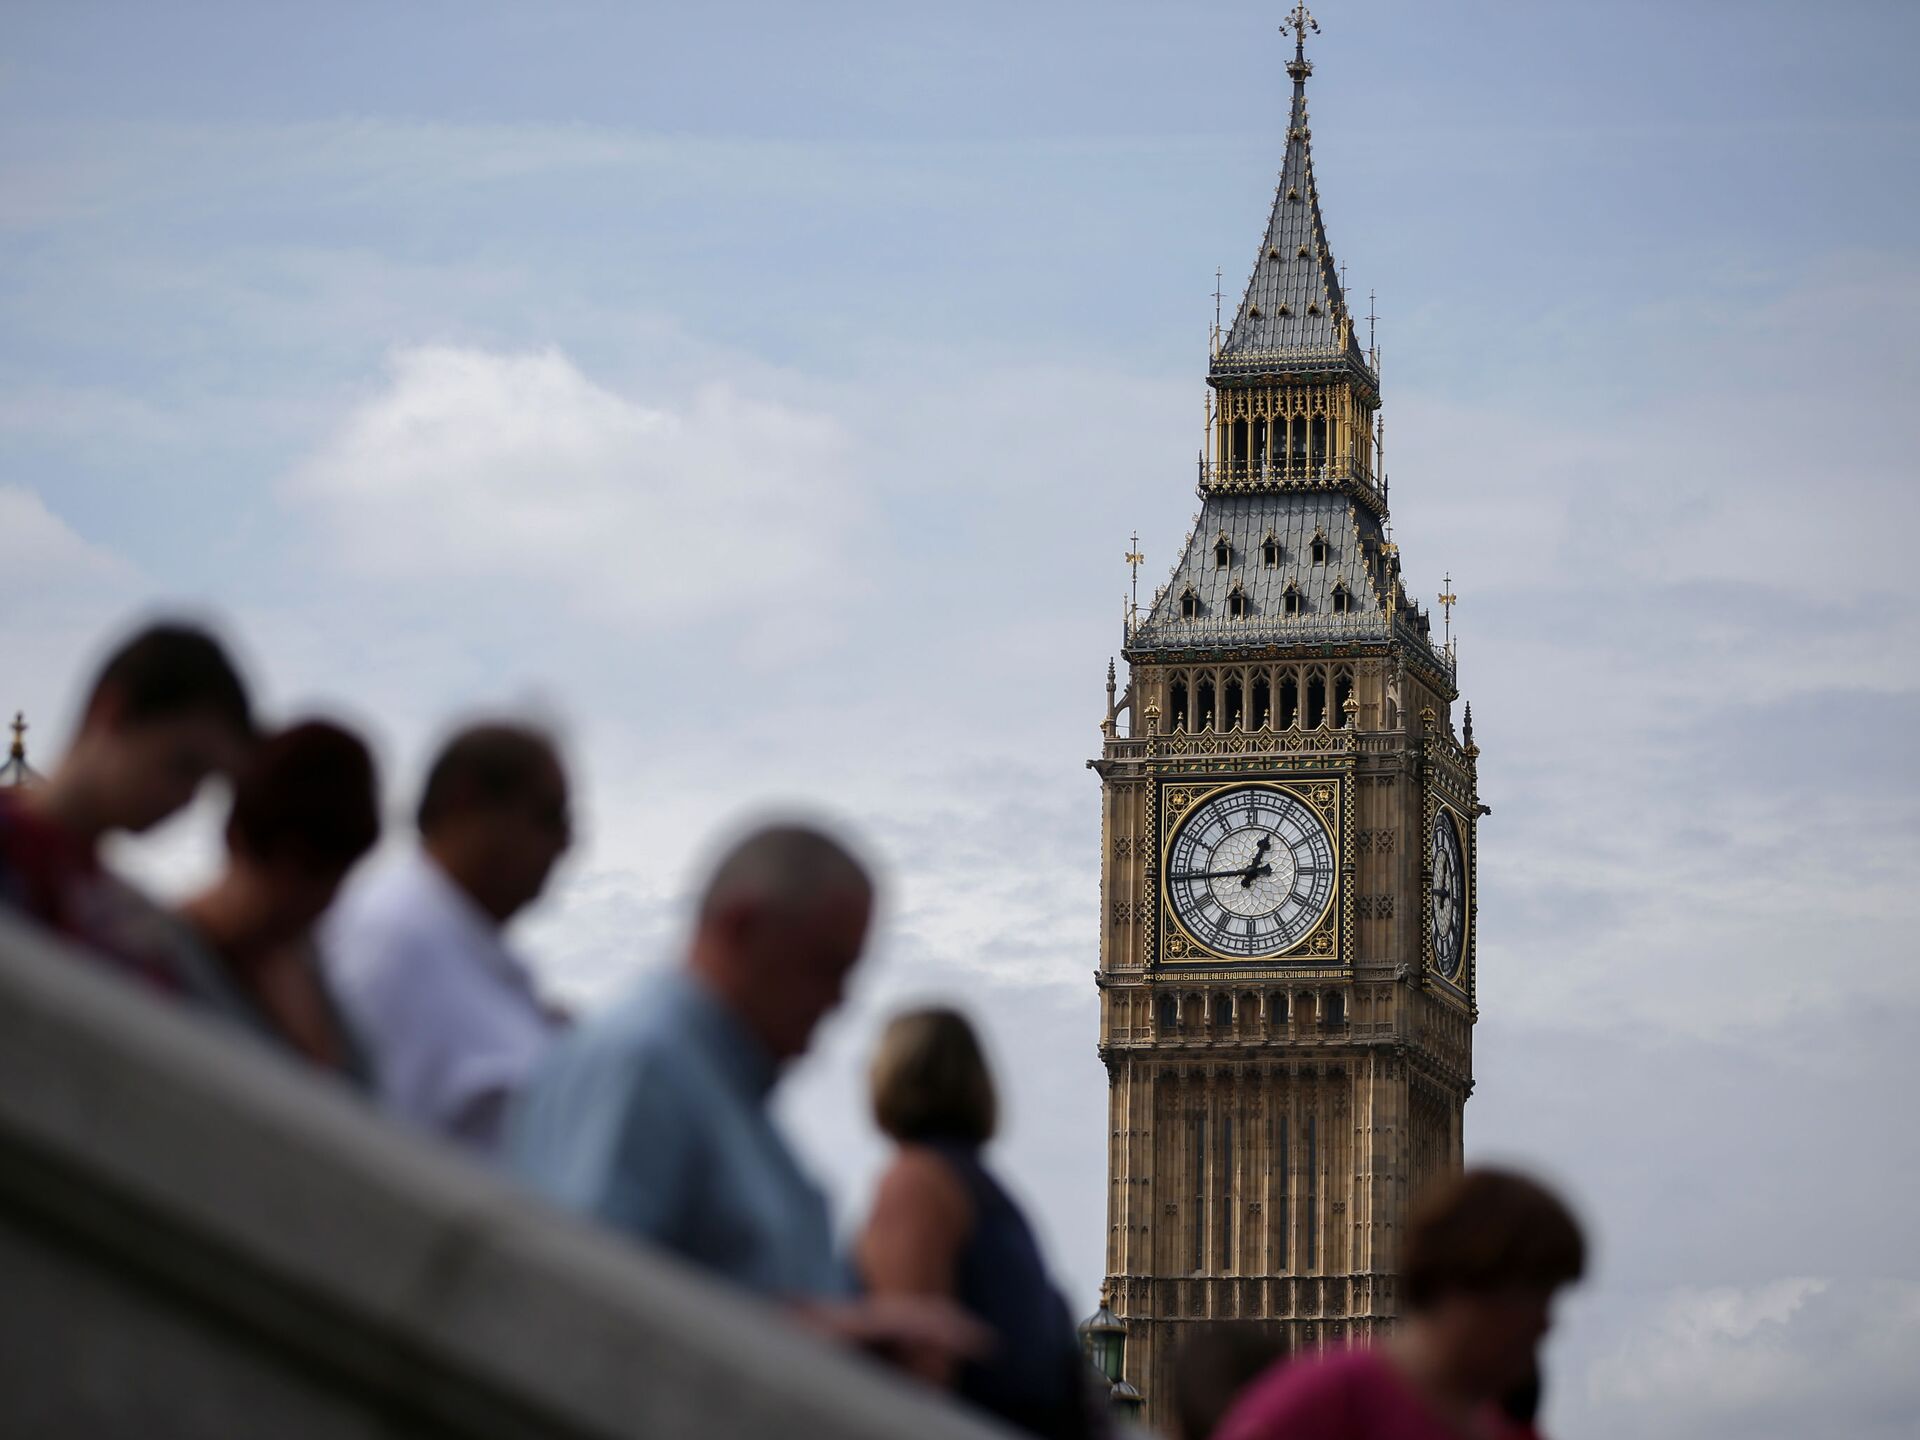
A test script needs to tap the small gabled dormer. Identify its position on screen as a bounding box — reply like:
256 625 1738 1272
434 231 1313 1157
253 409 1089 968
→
1332 580 1353 614
1282 580 1304 616
1180 585 1201 620
1213 533 1233 569
1261 532 1282 568
1310 526 1331 565
1226 581 1250 620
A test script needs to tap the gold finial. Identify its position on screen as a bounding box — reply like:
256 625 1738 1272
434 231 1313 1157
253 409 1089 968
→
8 711 24 762
1125 533 1146 624
1438 573 1458 655
1283 2 1319 78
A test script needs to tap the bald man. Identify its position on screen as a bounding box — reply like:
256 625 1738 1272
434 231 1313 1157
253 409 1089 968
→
507 824 872 1298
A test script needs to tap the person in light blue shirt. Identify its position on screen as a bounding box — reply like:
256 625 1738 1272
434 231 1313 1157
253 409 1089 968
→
506 823 871 1301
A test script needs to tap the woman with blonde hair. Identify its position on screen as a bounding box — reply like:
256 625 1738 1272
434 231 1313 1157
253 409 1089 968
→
858 1007 1094 1440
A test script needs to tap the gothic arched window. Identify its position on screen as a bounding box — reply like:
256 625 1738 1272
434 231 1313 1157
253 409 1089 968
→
1181 587 1200 620
1227 585 1248 620
1311 531 1331 565
1262 534 1282 568
1214 535 1232 568
1283 582 1303 617
1332 582 1352 614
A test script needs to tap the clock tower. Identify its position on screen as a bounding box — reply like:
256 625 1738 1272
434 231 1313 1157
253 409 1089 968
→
1090 12 1480 1427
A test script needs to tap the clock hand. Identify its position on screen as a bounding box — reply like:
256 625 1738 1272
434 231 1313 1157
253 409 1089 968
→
1241 835 1274 886
1170 864 1276 882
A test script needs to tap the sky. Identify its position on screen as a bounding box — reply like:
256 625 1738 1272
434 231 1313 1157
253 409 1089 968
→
4 2 1919 1435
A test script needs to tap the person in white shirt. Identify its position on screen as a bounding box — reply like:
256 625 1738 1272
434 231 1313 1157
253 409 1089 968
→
322 723 571 1154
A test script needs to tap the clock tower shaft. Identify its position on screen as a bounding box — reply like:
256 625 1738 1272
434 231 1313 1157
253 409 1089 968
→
1089 19 1481 1430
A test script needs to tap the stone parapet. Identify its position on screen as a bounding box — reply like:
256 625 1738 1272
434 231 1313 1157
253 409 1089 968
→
0 913 1012 1440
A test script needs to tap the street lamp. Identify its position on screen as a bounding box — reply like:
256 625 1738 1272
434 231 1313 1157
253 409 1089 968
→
1081 1284 1146 1419
1081 1287 1126 1383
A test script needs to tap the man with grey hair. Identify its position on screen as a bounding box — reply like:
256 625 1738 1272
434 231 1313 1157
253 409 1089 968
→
507 823 875 1299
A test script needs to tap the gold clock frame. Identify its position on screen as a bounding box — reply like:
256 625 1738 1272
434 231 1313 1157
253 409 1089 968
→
1425 798 1472 995
1156 776 1346 967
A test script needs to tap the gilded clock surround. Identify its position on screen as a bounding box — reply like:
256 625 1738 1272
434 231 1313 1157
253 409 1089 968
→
1088 15 1483 1430
1158 777 1348 966
1425 801 1471 991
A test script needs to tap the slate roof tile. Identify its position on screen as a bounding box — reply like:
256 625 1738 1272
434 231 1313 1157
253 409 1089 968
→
1212 42 1370 378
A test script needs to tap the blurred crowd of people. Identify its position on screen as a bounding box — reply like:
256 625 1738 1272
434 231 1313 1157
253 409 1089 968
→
1 619 1587 1440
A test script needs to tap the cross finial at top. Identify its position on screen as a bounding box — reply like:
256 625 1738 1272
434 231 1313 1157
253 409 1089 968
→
1124 532 1146 623
8 711 25 761
1283 3 1319 76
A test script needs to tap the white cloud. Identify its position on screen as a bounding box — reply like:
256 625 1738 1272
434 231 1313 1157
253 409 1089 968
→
0 119 976 234
0 485 132 596
0 486 143 760
1570 1278 1920 1440
286 345 863 651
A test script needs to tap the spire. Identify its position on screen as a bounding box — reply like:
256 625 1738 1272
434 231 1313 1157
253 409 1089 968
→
1214 5 1363 378
2 711 41 789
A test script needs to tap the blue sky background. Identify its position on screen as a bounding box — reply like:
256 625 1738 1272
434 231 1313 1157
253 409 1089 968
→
4 4 1918 1436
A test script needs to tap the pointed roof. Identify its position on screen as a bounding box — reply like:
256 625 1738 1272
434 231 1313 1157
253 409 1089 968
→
1128 489 1455 688
2 711 41 788
1212 13 1369 381
1133 491 1387 652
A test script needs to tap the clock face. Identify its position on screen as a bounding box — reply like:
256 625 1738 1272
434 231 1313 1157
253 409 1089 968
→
1165 784 1337 958
1429 809 1466 979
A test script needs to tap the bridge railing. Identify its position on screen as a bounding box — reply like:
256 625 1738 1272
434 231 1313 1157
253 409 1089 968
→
0 910 1015 1440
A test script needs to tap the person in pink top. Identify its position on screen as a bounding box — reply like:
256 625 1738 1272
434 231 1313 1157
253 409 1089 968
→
1215 1168 1585 1440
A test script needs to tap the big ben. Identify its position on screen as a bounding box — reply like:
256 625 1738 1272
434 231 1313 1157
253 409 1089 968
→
1091 10 1480 1426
